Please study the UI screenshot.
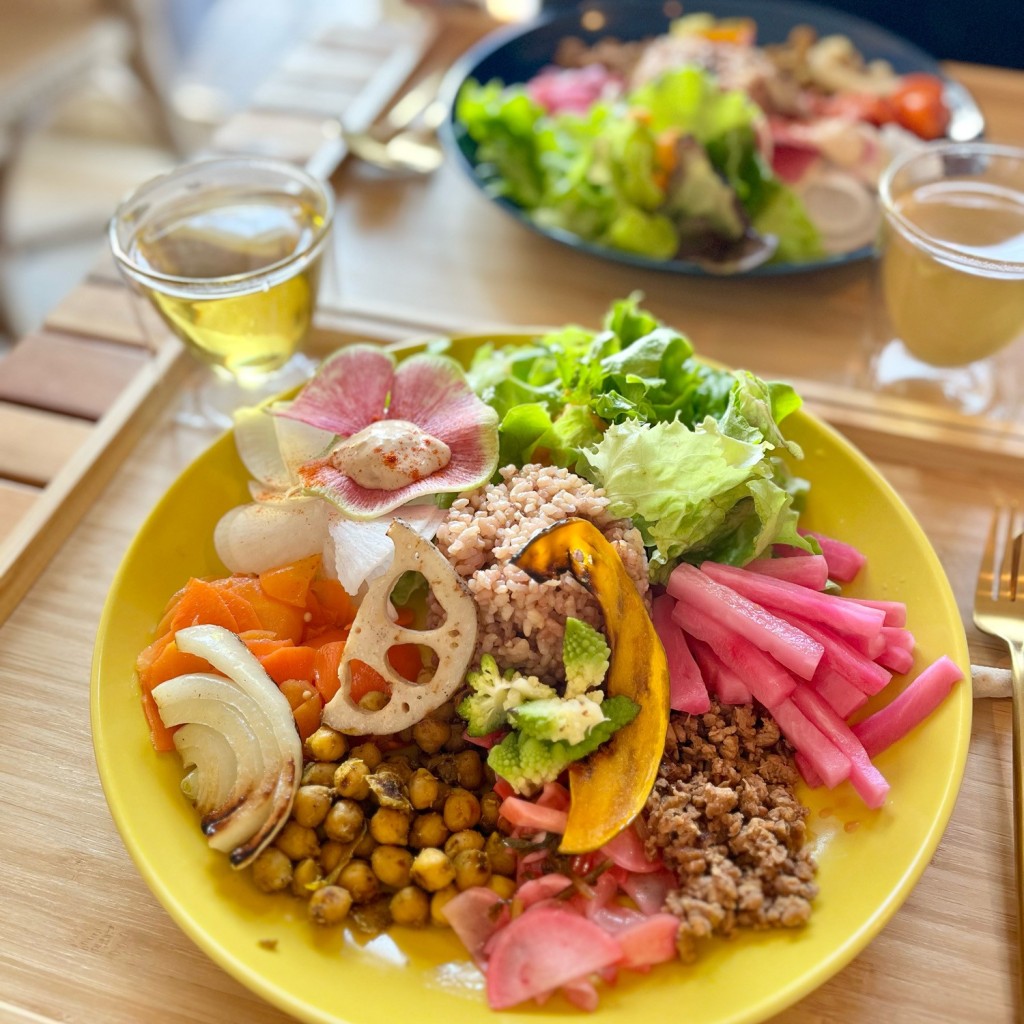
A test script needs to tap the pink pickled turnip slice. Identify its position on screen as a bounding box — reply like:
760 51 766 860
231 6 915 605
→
770 607 891 695
668 563 823 680
877 644 914 675
790 686 890 808
485 906 623 1010
688 637 753 704
852 655 964 759
518 874 573 907
600 822 663 874
672 603 796 708
795 751 823 788
443 886 509 967
846 597 907 627
700 562 885 639
812 667 868 719
744 554 829 590
800 529 866 582
500 796 568 835
560 977 600 1012
652 594 710 714
620 867 675 916
770 697 851 788
616 914 680 969
277 344 394 436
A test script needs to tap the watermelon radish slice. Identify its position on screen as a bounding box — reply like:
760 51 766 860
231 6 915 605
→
275 345 499 519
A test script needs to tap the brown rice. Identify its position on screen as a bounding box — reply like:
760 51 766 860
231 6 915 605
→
435 463 649 682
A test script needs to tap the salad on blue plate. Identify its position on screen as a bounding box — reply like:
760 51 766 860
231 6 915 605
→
455 13 949 273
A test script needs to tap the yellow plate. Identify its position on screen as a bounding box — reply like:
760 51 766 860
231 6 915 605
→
92 335 971 1024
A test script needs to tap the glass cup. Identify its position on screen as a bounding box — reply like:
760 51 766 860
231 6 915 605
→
863 141 1024 418
109 156 335 429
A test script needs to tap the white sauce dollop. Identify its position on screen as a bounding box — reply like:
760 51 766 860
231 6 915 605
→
329 419 451 490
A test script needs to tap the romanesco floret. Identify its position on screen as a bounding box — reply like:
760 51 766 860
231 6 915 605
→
561 617 610 698
457 654 557 736
509 694 607 746
487 695 640 794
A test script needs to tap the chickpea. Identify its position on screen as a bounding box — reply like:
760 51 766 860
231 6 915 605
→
453 849 492 891
338 859 379 904
443 788 481 832
381 755 414 784
334 758 371 801
320 840 350 875
369 807 411 846
302 761 338 788
428 753 459 786
349 742 383 771
305 726 347 763
323 799 365 843
291 858 323 899
409 812 449 850
353 830 377 860
443 728 467 754
445 830 485 859
275 821 320 861
430 884 459 926
410 848 456 893
309 885 352 926
478 790 502 832
408 768 440 810
251 848 293 893
485 832 517 877
291 785 333 829
371 845 413 889
389 886 430 927
454 750 484 791
487 874 517 900
359 691 390 711
412 718 451 755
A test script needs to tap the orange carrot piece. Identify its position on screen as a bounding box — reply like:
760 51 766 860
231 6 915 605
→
209 581 263 632
144 641 212 691
136 632 174 683
313 641 346 702
243 635 295 659
279 677 318 711
304 626 350 648
388 643 423 683
226 577 305 643
349 660 392 703
260 645 317 686
142 691 177 753
292 692 324 740
259 555 321 608
168 578 239 634
307 578 356 631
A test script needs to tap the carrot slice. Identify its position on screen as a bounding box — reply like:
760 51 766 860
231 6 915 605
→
279 677 318 711
259 554 321 608
141 691 177 753
225 577 305 643
388 643 423 683
312 641 346 702
292 692 324 740
304 626 350 648
349 660 392 703
145 641 212 690
260 645 317 686
209 580 263 632
306 578 356 632
168 579 239 633
241 636 294 660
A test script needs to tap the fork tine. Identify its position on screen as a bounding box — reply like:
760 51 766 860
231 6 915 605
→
978 502 1001 603
1001 501 1020 601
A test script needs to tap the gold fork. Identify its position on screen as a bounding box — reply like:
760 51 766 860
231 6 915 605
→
974 501 1024 1012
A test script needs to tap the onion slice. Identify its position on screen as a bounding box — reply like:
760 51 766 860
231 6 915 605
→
152 625 302 868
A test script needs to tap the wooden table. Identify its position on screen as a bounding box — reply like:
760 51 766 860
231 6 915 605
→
1 6 1023 1023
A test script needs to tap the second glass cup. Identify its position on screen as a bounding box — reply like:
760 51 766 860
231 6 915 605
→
109 156 335 427
863 141 1024 417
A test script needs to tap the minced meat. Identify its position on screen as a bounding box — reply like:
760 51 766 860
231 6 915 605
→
643 702 817 963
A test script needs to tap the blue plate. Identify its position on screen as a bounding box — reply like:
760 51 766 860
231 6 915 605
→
440 0 984 277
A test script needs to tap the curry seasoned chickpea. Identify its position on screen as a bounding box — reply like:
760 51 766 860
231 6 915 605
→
487 874 517 899
302 761 338 788
291 785 333 829
369 806 411 846
309 885 352 926
445 830 485 859
412 718 450 755
430 884 459 926
319 840 350 875
338 860 379 904
389 885 430 927
251 848 293 893
409 812 449 850
371 845 413 889
443 788 481 832
334 758 371 801
275 821 320 861
323 799 365 843
291 858 323 899
381 755 414 785
359 691 390 712
478 789 502 831
349 742 383 770
485 831 517 877
453 849 491 891
410 848 456 892
454 750 484 791
353 830 377 859
305 725 347 763
407 768 440 810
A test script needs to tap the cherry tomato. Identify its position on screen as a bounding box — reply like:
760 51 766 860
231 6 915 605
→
889 74 950 140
